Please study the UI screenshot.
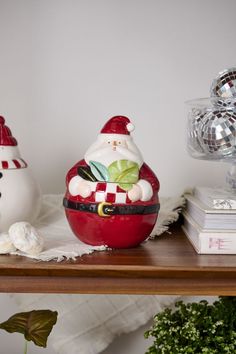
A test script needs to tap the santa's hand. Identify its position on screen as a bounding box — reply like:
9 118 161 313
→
128 179 153 202
128 184 142 202
69 176 92 198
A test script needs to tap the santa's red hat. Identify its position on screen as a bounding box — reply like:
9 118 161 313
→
0 116 18 146
100 116 135 135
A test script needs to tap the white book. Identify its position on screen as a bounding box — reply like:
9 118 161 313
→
194 186 236 209
184 194 236 230
182 211 236 254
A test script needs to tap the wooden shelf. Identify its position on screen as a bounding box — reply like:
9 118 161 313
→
1 222 236 295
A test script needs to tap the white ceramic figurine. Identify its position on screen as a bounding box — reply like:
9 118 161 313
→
0 116 41 233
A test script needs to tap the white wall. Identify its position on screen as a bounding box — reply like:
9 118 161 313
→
1 0 235 197
0 0 235 353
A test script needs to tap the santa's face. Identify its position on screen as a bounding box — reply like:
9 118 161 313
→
85 134 143 167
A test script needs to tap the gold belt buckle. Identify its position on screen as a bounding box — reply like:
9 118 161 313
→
97 202 113 217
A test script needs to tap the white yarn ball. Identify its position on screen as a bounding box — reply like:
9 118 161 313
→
9 222 44 255
0 233 16 254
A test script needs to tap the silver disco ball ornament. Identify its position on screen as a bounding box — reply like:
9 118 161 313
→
211 67 236 98
198 108 236 157
186 97 236 160
187 108 206 156
213 97 236 109
186 67 236 192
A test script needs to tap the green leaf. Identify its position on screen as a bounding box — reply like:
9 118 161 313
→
0 310 58 348
108 160 139 182
89 161 110 181
108 160 139 191
118 182 134 191
77 166 98 181
115 166 139 183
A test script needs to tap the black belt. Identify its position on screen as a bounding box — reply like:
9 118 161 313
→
63 198 160 217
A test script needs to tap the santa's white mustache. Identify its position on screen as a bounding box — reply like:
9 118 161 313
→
115 146 142 162
85 146 142 165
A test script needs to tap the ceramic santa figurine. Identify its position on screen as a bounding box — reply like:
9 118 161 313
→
64 116 160 248
0 116 41 233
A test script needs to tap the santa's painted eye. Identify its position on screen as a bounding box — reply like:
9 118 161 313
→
118 141 121 144
108 141 111 144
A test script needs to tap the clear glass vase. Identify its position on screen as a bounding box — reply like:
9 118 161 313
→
186 97 236 193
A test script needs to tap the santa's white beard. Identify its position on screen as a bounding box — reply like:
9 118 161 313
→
85 145 143 167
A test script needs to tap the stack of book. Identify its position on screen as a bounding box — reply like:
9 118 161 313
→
182 187 236 254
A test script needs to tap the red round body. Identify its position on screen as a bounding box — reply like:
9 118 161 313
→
64 159 160 248
64 208 158 248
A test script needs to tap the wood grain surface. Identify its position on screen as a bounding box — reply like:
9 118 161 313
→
0 222 236 294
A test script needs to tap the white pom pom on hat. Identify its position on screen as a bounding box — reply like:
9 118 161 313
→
126 122 135 132
100 116 135 135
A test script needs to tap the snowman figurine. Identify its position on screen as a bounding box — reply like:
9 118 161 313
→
0 116 41 233
64 116 160 248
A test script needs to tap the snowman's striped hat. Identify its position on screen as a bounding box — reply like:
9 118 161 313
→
0 116 28 170
0 116 17 146
0 158 27 170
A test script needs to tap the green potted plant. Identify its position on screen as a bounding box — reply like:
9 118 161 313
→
145 297 236 353
0 309 58 354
